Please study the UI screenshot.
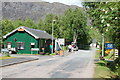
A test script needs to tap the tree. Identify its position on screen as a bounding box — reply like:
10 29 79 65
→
1 19 14 36
82 1 120 77
82 2 120 49
83 2 120 78
1 8 91 47
60 8 90 44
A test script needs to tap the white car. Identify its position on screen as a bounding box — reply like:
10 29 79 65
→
73 44 78 51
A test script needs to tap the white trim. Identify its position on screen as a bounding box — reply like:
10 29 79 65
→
3 27 20 38
3 26 39 39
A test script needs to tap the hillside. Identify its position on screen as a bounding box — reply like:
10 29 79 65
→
2 2 82 21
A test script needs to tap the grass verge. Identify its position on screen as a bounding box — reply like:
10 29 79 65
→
94 60 117 78
95 49 101 59
0 56 15 60
94 50 117 78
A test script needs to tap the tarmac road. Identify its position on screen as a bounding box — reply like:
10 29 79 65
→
1 48 96 78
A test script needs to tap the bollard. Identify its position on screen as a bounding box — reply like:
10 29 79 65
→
59 50 64 56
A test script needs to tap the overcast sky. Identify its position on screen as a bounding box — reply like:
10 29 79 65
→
42 0 82 7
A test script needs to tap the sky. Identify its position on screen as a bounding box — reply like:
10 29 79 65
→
42 0 82 7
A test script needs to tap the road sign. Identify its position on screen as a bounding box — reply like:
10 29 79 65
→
58 38 65 45
115 49 118 58
106 43 114 49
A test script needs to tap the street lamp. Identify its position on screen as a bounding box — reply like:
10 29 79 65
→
102 28 108 57
52 20 56 54
102 33 104 57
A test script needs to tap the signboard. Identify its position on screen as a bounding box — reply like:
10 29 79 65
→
58 38 65 45
106 43 114 49
31 48 39 51
31 48 39 54
115 49 118 58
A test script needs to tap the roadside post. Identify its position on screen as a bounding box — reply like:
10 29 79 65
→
114 49 119 59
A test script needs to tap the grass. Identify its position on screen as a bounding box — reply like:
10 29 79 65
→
49 53 56 56
0 56 15 60
95 49 114 60
17 52 57 56
60 45 68 51
94 49 117 78
94 60 116 78
95 50 101 59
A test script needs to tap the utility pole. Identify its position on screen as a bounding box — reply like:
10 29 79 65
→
102 33 104 57
52 20 56 54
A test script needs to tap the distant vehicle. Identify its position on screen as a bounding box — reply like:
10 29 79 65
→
1 48 9 53
1 48 16 54
73 44 78 51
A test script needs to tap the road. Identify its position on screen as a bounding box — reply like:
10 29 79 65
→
1 48 96 78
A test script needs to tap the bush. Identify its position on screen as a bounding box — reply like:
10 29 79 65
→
106 58 120 78
5 53 11 57
49 53 56 56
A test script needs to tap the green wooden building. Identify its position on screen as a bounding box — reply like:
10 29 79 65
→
3 26 55 54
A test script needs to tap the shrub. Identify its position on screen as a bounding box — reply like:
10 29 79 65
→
5 53 11 57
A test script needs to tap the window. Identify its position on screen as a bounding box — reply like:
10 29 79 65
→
31 43 35 48
16 42 24 49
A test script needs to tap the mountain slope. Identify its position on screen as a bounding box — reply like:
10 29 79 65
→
2 2 82 21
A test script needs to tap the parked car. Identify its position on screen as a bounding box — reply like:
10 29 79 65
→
73 44 78 51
